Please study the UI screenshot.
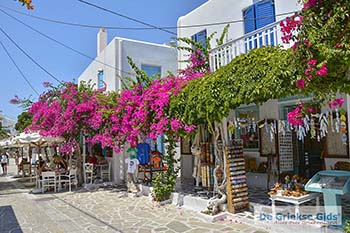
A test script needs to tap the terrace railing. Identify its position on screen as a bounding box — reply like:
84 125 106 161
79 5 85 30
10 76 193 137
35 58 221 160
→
209 20 287 72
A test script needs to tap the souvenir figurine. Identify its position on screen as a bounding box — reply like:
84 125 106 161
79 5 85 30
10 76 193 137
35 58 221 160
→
206 166 227 215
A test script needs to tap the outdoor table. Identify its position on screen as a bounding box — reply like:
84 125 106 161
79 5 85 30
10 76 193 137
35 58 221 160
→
270 192 321 218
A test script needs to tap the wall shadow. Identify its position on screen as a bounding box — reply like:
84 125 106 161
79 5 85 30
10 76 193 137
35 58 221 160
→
0 205 23 233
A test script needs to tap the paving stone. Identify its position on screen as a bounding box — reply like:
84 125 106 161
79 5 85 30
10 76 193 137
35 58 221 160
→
2 159 343 233
186 228 208 233
166 221 190 232
154 227 169 231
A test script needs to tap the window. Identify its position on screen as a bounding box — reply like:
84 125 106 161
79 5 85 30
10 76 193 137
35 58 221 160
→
243 0 276 49
236 106 260 149
97 70 104 89
141 64 161 78
243 0 275 33
191 30 207 48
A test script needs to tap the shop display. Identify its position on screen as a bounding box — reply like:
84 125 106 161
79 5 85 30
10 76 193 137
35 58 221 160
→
278 132 294 172
268 175 309 197
200 142 215 188
205 166 227 215
225 139 249 213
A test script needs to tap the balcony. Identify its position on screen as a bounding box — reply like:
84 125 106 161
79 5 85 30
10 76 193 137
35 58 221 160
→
209 20 287 72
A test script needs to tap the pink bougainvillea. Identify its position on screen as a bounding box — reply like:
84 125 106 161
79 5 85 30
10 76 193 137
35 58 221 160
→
315 63 328 76
304 0 321 9
25 47 208 153
329 98 344 109
296 79 306 89
280 15 302 44
287 105 303 126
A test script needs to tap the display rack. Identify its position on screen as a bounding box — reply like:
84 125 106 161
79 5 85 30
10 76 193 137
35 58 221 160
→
225 139 249 213
278 132 294 172
200 142 215 188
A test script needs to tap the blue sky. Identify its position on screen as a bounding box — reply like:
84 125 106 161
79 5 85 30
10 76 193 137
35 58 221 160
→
0 0 207 120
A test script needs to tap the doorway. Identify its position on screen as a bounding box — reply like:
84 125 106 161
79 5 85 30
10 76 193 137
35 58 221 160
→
281 104 324 178
297 136 323 178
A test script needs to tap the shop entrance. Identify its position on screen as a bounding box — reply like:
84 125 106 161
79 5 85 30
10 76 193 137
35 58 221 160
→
281 104 324 179
297 136 323 179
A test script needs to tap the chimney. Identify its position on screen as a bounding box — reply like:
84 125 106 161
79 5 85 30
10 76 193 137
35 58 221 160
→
97 28 107 55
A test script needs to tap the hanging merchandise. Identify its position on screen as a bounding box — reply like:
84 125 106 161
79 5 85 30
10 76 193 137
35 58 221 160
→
310 117 316 140
269 121 275 142
247 120 251 133
340 110 348 145
286 121 291 132
319 112 328 139
234 119 238 130
252 121 257 133
297 125 306 143
237 118 241 130
335 108 340 133
303 115 310 134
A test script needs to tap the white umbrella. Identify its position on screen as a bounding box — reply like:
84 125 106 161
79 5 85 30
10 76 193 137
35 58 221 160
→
13 132 65 180
0 138 10 147
13 132 64 147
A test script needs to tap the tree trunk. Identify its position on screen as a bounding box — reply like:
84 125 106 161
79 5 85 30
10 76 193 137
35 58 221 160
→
75 146 84 186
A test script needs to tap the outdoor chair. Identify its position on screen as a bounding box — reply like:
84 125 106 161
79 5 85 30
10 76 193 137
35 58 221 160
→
34 168 42 189
100 162 111 182
84 163 95 184
22 163 30 177
41 171 56 193
59 168 78 192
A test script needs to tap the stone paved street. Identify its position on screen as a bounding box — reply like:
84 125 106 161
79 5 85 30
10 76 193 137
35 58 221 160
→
0 160 345 233
0 159 264 233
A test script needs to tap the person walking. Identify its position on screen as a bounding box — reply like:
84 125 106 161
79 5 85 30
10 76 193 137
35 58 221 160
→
1 151 9 176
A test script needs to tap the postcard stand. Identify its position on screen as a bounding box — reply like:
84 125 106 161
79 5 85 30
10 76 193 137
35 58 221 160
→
225 139 249 213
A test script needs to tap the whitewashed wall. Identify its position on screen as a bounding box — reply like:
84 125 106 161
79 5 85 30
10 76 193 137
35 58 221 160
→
78 36 177 184
177 0 301 70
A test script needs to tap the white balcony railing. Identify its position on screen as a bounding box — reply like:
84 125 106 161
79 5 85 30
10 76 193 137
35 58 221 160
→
209 20 285 72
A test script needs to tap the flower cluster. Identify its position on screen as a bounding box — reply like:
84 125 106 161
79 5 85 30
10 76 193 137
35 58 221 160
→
28 82 104 153
287 104 304 126
25 46 208 153
303 0 321 9
329 98 344 110
280 15 302 44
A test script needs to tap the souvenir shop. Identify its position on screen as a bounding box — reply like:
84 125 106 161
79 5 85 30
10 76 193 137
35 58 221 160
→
179 96 350 203
83 135 166 185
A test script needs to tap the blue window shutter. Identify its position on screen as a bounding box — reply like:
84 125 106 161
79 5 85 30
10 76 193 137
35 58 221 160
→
141 64 161 78
191 30 207 48
255 0 275 28
243 5 256 33
196 30 207 48
97 70 104 89
191 35 196 42
255 0 275 46
244 5 256 51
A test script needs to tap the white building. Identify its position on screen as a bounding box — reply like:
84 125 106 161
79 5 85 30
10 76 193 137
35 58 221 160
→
78 29 177 184
177 0 350 188
78 28 177 92
0 111 16 136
